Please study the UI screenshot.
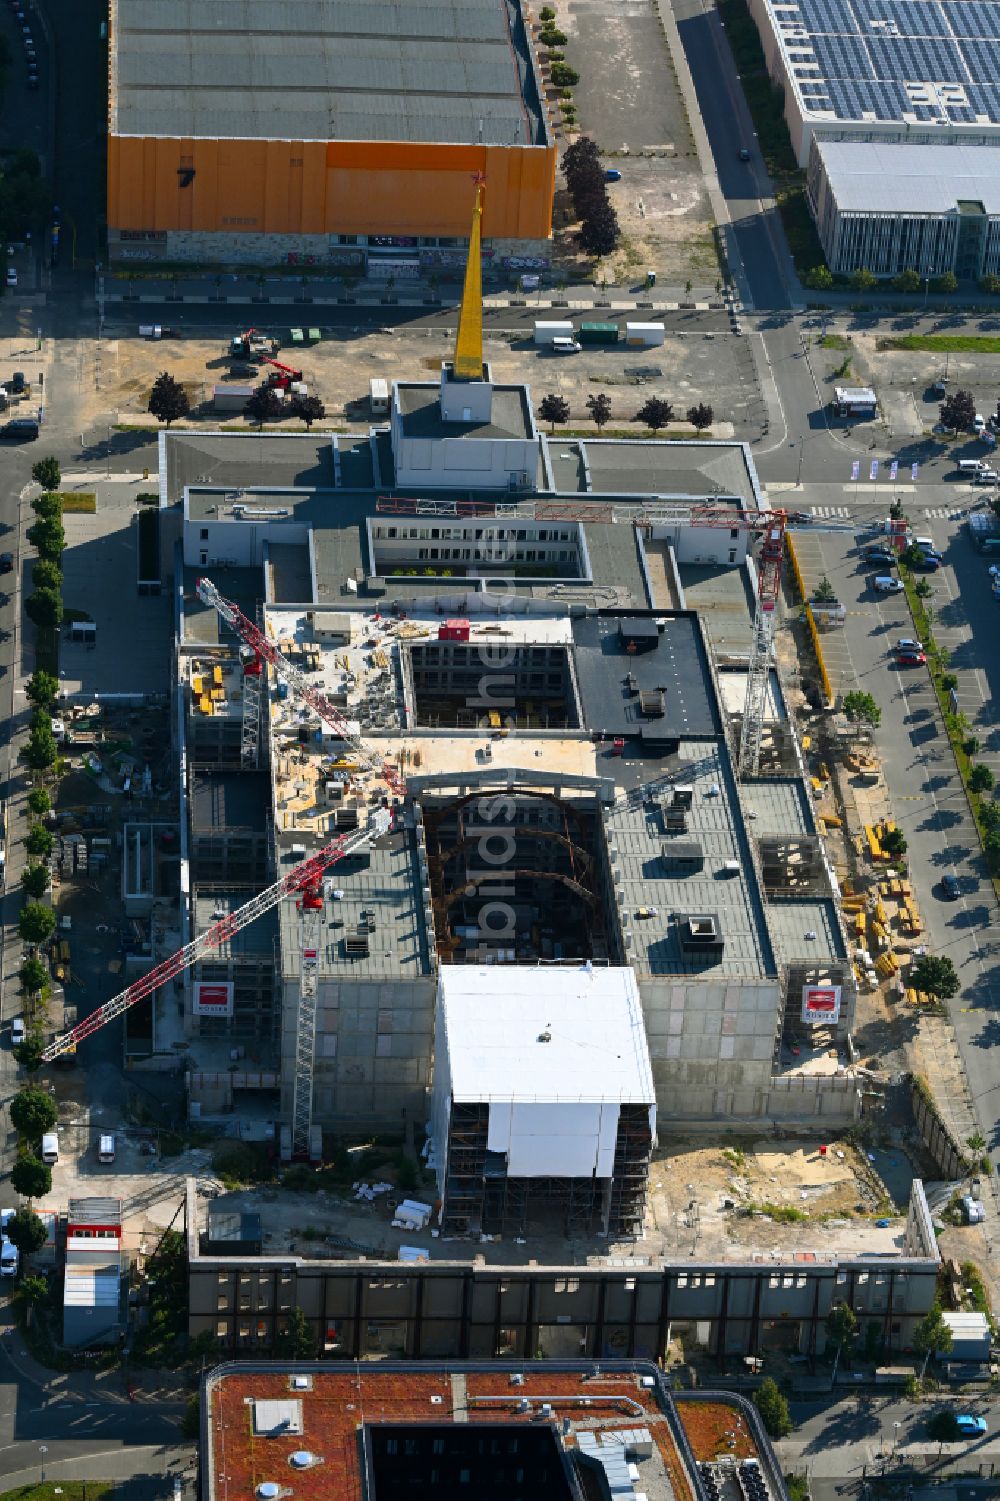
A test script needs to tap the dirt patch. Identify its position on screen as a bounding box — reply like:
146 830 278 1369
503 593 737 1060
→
675 1399 757 1462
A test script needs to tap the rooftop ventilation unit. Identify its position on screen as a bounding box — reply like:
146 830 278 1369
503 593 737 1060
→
681 913 724 952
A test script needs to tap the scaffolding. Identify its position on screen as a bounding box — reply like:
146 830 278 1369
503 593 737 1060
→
442 1101 653 1240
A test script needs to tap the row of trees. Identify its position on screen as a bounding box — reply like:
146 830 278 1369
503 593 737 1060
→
23 472 65 777
147 370 327 429
563 137 620 259
804 265 959 294
537 391 714 433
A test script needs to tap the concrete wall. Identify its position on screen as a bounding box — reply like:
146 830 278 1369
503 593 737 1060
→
280 974 437 1127
650 522 751 569
639 977 781 1118
185 1177 940 1361
184 514 310 570
392 430 539 493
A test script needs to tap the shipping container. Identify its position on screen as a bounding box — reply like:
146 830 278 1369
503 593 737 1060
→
625 322 666 347
213 384 254 413
533 321 574 345
579 321 620 345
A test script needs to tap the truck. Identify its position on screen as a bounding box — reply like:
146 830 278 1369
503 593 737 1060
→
533 321 574 346
625 322 666 347
213 384 254 414
833 386 877 417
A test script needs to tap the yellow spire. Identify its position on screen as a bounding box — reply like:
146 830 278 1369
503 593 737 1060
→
453 176 485 380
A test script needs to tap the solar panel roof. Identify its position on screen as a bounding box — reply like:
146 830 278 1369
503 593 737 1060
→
772 0 1000 124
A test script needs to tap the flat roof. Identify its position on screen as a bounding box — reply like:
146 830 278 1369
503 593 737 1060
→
277 824 430 979
439 965 655 1105
205 1363 697 1501
739 778 814 838
764 0 1000 127
578 440 760 507
112 0 546 145
194 892 278 958
814 139 1000 213
165 433 336 505
571 612 719 741
604 741 776 980
396 382 536 441
768 896 847 964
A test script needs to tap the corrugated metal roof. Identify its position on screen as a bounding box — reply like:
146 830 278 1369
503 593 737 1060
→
67 1197 122 1223
112 0 545 144
816 140 1000 215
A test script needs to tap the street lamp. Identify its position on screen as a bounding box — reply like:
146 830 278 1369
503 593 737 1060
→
39 1445 48 1482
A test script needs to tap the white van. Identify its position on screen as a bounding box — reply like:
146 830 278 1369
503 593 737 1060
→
958 458 986 473
551 337 582 354
41 1132 58 1165
98 1133 116 1164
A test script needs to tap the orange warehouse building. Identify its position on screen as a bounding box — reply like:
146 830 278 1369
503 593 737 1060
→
107 0 556 273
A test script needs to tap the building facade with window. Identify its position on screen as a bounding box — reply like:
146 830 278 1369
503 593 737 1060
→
807 139 1000 278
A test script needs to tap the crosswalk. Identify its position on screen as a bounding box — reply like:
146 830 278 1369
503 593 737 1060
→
807 506 853 519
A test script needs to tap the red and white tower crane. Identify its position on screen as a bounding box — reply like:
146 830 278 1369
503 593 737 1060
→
375 494 788 777
42 579 401 1160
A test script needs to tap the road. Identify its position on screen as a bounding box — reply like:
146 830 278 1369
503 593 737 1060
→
778 1395 1000 1481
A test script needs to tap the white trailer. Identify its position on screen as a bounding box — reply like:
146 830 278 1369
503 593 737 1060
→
533 320 574 345
625 322 666 347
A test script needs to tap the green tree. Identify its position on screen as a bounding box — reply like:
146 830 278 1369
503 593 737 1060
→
5 1207 47 1255
813 574 837 604
940 672 958 692
915 577 932 599
148 371 191 426
850 267 877 290
825 1300 859 1380
289 394 326 429
635 397 674 432
981 273 1000 294
969 765 995 794
31 457 60 490
579 197 620 256
927 1409 961 1443
538 393 570 433
21 864 49 900
914 1307 953 1378
275 1306 316 1359
940 388 976 432
26 788 50 819
893 268 922 293
985 827 1000 870
842 691 881 728
980 801 1000 831
910 954 960 1002
889 499 906 521
30 558 62 594
586 393 612 430
10 1088 58 1140
687 402 714 432
11 1158 51 1199
24 717 57 771
181 1391 201 1440
14 1272 49 1308
25 589 63 629
245 383 284 428
753 1377 793 1438
18 902 55 946
931 272 958 294
804 265 833 290
24 825 53 859
882 827 907 858
25 670 59 710
18 958 48 994
31 492 62 521
26 515 65 559
13 1038 44 1073
549 60 580 87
